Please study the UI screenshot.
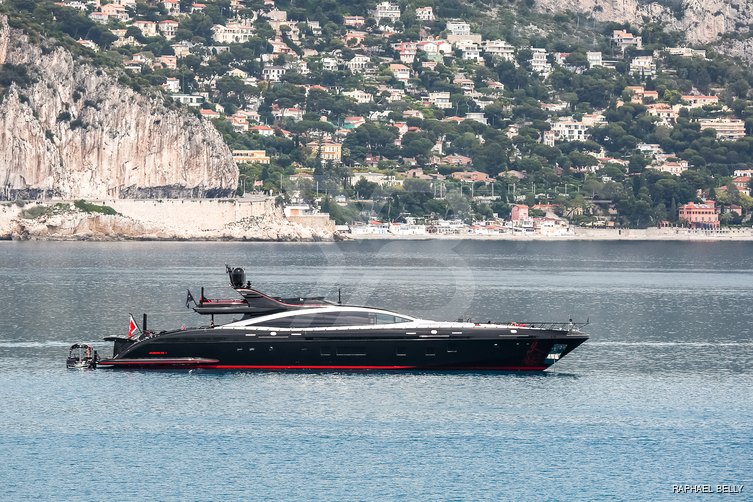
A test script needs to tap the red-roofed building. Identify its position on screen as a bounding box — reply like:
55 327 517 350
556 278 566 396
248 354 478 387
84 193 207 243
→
199 108 221 119
733 176 752 195
158 20 179 39
451 171 492 182
511 204 529 222
678 200 719 229
250 124 275 136
344 116 366 129
443 154 472 166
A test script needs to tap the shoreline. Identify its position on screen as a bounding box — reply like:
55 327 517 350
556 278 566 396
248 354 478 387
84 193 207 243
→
346 227 753 241
2 227 753 242
4 200 753 242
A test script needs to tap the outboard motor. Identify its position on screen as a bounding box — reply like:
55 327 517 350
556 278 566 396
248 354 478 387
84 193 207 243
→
229 267 246 289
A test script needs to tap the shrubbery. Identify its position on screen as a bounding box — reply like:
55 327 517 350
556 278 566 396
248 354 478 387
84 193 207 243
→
73 200 119 215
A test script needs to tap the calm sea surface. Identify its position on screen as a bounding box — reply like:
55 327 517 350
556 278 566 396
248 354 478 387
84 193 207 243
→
1 240 752 501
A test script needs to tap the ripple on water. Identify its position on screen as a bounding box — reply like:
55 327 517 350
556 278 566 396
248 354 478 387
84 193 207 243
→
0 241 752 500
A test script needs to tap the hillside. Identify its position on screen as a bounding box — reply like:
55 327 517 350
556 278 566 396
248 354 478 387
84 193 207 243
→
534 0 753 60
2 0 753 231
0 13 237 200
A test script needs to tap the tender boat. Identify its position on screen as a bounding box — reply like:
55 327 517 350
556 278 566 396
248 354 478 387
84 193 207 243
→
98 267 588 371
67 343 99 369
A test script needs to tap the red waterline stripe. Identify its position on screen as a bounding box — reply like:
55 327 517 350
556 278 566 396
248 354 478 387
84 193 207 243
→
195 364 547 371
439 365 547 371
197 364 417 370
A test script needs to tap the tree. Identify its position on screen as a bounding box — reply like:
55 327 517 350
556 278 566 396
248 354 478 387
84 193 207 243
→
354 177 378 199
400 132 433 159
343 124 399 161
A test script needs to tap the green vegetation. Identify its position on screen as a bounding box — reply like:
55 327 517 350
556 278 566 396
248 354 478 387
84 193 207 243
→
73 200 119 215
21 203 71 219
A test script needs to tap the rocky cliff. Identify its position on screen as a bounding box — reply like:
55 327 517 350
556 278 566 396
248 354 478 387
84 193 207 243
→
534 0 753 54
0 15 238 200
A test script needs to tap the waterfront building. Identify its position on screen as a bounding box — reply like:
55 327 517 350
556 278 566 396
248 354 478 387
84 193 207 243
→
678 200 719 229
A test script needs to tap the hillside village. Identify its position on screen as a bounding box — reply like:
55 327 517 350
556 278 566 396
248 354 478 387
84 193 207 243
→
5 0 753 234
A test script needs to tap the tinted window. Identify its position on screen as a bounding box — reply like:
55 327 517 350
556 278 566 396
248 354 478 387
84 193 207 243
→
336 347 366 356
260 317 295 328
376 313 410 324
258 311 410 328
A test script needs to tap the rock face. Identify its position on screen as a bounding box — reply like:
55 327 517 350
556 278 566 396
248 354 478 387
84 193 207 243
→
0 15 238 200
534 0 753 49
0 199 339 241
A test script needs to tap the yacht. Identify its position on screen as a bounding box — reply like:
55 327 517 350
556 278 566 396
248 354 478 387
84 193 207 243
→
98 267 588 371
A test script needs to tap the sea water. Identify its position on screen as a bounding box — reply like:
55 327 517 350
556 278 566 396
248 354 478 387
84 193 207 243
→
0 240 751 501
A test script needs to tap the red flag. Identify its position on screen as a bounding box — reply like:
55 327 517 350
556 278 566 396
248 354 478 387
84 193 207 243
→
128 314 141 338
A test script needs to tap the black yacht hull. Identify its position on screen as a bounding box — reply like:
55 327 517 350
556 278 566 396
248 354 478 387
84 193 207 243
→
99 327 588 371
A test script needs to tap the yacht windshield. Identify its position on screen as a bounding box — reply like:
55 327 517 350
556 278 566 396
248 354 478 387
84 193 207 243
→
257 311 411 328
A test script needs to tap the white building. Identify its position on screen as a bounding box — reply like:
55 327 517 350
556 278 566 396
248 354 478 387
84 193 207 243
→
162 77 180 93
630 56 656 77
428 91 452 109
587 51 602 68
372 2 401 23
321 57 339 71
680 94 719 109
350 172 402 187
389 63 411 82
613 30 642 52
455 40 481 61
342 89 373 104
262 66 286 81
530 48 551 76
346 55 371 73
171 94 204 107
158 20 179 40
667 47 706 58
132 20 157 37
484 40 515 62
446 20 471 36
417 39 452 56
465 112 488 125
652 160 689 176
415 7 434 22
698 118 746 141
171 41 194 58
212 22 254 44
550 115 605 142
